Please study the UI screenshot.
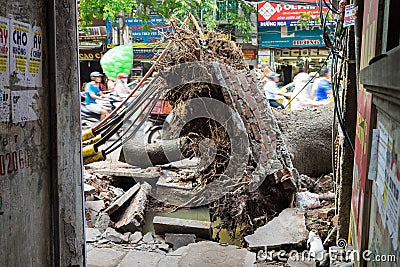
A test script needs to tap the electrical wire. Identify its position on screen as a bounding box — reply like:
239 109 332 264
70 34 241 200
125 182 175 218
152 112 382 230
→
104 90 162 155
323 0 339 14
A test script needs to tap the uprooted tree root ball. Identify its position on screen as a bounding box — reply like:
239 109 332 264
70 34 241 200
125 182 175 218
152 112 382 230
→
151 21 296 240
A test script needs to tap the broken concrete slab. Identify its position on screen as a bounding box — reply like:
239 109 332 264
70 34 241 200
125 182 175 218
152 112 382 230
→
142 232 154 243
86 228 101 243
176 241 256 267
87 247 127 267
95 212 111 233
155 173 194 206
244 208 308 249
165 233 196 250
114 182 151 232
85 200 105 226
118 250 164 267
84 183 96 195
95 168 159 180
104 183 140 215
153 216 211 239
157 243 170 252
129 231 143 244
101 227 129 243
287 258 317 267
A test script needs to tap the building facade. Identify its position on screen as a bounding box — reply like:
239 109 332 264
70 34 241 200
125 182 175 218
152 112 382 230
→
257 1 329 84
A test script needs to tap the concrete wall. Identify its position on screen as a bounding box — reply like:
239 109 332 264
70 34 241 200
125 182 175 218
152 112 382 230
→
0 1 84 265
361 46 400 266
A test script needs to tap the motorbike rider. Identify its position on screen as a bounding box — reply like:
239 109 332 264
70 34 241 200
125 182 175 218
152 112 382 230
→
84 71 111 120
263 72 290 109
114 73 132 99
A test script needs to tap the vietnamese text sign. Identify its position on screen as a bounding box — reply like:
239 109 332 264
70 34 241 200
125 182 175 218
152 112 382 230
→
259 26 325 48
10 20 32 87
344 4 356 27
126 17 167 44
26 26 42 87
258 1 329 27
0 87 10 121
0 16 10 86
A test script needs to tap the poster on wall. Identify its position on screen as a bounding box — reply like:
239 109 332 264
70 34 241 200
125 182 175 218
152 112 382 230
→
0 16 10 86
0 87 10 122
9 19 32 87
11 90 38 123
26 26 42 87
352 90 372 250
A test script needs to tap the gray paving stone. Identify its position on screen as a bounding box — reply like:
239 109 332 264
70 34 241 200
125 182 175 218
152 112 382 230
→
244 208 308 249
117 250 164 267
176 241 256 267
87 248 127 267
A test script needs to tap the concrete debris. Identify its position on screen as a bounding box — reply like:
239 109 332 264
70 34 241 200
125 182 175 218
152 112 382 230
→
165 233 196 250
142 232 154 243
85 200 105 227
114 182 151 232
84 183 96 195
101 227 130 243
244 208 308 249
157 243 170 252
129 231 143 244
104 183 140 215
318 208 335 219
94 212 112 233
86 228 101 243
166 241 256 267
153 216 211 239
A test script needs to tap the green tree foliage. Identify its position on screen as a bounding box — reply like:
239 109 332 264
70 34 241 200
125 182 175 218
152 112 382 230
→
78 0 256 38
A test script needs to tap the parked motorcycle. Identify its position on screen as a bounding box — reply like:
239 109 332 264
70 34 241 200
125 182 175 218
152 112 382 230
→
142 98 172 144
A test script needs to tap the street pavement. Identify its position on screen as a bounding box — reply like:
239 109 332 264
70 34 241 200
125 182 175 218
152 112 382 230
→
87 241 257 267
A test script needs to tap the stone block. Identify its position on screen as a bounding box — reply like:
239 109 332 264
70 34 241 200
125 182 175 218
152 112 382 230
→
153 216 211 239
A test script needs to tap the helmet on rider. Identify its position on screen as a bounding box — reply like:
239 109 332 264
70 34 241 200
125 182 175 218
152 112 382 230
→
117 73 129 79
90 71 103 78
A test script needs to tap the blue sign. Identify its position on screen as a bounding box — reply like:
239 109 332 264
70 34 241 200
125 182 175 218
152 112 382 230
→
258 20 333 28
125 17 167 43
259 26 326 48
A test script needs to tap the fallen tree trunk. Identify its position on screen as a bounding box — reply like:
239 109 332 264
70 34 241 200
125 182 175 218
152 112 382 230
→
121 137 191 168
272 103 335 176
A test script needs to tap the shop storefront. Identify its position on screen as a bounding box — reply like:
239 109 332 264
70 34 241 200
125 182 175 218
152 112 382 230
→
257 1 330 84
78 26 107 87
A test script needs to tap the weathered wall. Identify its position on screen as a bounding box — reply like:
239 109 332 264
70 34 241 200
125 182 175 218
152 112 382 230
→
0 1 84 266
360 46 400 266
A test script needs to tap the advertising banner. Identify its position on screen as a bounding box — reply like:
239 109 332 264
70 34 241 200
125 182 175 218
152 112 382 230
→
0 16 10 86
352 90 372 250
258 0 329 27
126 17 167 44
259 26 325 48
